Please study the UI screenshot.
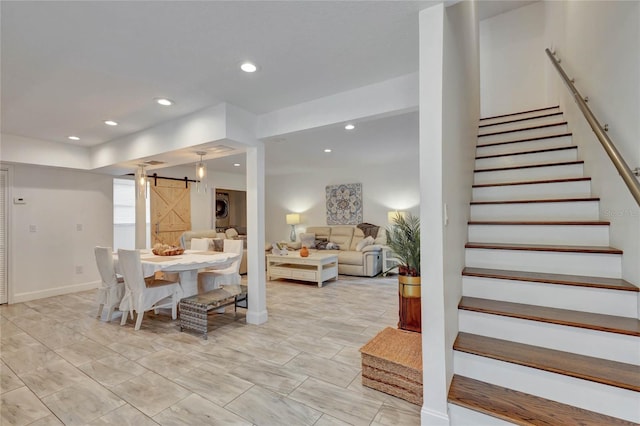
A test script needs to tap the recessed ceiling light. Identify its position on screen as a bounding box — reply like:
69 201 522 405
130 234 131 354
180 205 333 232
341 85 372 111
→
104 120 118 126
324 149 332 153
68 136 80 141
344 124 355 130
240 62 258 73
233 163 241 167
155 98 174 106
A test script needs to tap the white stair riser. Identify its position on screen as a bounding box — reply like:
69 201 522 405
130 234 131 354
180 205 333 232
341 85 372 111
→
480 107 561 126
478 114 565 135
478 124 568 144
448 404 513 426
475 148 577 170
462 276 637 317
470 201 600 221
477 135 573 157
458 310 639 364
468 224 610 246
453 351 639 423
465 248 621 278
472 180 591 201
474 163 583 185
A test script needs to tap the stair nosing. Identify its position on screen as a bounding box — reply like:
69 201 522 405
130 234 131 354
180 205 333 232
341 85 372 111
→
478 122 568 138
475 146 577 160
458 296 640 336
476 132 572 148
448 375 637 426
454 332 640 391
472 177 591 188
479 105 560 122
465 242 622 255
462 266 638 292
475 160 583 173
478 112 564 128
470 197 599 205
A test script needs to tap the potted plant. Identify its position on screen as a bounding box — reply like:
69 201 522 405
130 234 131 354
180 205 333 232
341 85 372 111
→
385 212 421 333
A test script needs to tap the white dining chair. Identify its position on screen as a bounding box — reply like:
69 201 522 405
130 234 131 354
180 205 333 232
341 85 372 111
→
117 249 181 331
94 246 126 322
198 239 244 293
190 238 211 252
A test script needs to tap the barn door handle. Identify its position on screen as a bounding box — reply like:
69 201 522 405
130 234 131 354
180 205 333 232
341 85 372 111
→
155 223 159 234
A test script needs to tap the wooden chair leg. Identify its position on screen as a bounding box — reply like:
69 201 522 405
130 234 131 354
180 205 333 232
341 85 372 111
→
96 304 104 319
120 310 128 326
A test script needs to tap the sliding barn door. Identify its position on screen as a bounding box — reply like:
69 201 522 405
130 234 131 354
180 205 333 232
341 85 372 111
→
150 179 191 247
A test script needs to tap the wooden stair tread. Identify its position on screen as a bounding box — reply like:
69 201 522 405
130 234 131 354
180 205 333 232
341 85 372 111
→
475 160 583 173
476 145 576 160
477 132 572 148
479 112 564 128
470 197 599 205
465 242 621 254
472 176 590 188
462 266 638 292
468 220 610 226
454 333 640 391
478 122 568 138
459 296 640 336
448 375 637 425
480 106 560 122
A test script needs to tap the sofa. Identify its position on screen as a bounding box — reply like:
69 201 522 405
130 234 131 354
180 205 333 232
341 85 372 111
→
179 229 248 275
300 225 385 277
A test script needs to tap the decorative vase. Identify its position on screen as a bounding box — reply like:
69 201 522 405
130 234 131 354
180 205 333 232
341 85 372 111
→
300 246 309 257
398 275 421 333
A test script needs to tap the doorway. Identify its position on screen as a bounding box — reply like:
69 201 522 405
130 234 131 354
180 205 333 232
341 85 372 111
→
215 189 246 232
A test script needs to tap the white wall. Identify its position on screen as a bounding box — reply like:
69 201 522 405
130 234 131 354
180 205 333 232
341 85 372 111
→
479 1 548 117
7 164 113 302
265 158 419 244
545 0 640 284
419 1 479 424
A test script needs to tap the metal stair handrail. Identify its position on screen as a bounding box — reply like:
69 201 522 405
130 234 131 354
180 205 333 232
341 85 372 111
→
545 48 640 207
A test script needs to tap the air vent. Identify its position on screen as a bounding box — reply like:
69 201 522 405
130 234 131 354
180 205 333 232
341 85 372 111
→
144 160 166 165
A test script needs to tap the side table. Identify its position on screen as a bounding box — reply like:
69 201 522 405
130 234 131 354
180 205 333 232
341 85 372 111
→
382 247 400 276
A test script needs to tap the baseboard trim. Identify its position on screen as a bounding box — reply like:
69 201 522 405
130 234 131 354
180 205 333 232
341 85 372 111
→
11 281 99 303
421 406 450 425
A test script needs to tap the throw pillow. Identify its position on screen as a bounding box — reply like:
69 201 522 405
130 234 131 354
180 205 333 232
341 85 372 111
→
300 232 316 249
356 236 375 251
225 228 239 239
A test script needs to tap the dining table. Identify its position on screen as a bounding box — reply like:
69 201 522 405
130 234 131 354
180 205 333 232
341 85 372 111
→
114 249 239 297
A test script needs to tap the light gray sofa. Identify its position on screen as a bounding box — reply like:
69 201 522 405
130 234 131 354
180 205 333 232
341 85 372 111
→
303 226 385 277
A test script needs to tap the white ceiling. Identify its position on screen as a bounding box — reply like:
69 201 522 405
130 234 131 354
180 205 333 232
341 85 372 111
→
1 1 535 176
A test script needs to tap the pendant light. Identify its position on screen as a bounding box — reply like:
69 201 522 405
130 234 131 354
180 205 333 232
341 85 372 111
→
195 151 207 193
136 164 147 198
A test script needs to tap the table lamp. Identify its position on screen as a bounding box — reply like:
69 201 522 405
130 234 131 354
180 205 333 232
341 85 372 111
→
286 213 301 242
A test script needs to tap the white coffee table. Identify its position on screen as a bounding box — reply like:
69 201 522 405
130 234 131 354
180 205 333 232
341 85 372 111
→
266 252 338 287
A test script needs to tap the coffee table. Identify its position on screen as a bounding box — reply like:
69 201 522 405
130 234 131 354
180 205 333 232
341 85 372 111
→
266 252 338 287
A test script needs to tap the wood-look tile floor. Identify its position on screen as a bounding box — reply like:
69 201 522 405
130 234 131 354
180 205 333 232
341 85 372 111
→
0 275 421 425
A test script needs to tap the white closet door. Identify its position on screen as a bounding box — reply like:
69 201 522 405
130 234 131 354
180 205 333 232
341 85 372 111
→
0 170 7 304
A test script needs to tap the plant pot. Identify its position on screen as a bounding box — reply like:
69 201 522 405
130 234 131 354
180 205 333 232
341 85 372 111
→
398 275 421 333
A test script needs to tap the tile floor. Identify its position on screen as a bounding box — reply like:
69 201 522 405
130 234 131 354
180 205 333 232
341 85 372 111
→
1 275 421 425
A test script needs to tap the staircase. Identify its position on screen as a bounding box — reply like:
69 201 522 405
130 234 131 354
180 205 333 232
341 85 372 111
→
447 106 640 425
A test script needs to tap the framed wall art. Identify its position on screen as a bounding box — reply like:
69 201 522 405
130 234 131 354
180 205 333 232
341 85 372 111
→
326 183 362 225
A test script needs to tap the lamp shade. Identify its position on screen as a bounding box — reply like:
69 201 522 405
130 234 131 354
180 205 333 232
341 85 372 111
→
387 211 406 223
286 213 301 225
